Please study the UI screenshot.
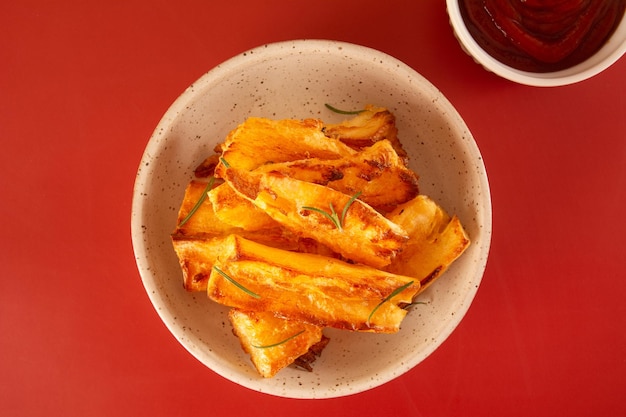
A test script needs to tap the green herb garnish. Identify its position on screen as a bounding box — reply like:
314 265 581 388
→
301 204 342 230
220 157 231 168
212 265 261 299
302 191 361 231
403 301 427 310
341 192 361 225
367 280 415 326
251 329 306 349
325 103 365 115
177 177 215 227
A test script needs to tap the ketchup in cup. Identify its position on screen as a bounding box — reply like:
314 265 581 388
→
459 0 626 72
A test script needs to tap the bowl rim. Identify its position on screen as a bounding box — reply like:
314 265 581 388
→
446 0 626 87
131 39 492 398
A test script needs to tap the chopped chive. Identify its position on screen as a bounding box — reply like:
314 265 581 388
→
329 203 339 227
340 191 362 226
219 157 231 168
301 192 361 231
212 266 261 299
252 329 306 349
177 177 215 227
301 205 341 229
325 103 365 115
367 281 415 326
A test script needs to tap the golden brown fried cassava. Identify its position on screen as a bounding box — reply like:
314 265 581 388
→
172 235 232 292
219 165 408 268
170 106 471 377
229 309 324 378
173 181 337 291
172 179 236 239
208 235 419 333
384 195 470 293
323 105 408 162
216 117 356 173
253 140 418 213
207 182 277 232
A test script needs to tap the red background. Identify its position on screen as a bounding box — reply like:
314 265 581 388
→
2 1 625 416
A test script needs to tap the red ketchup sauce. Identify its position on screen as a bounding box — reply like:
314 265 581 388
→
459 0 626 72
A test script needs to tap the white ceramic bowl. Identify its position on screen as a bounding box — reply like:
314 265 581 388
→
446 0 626 87
131 39 492 398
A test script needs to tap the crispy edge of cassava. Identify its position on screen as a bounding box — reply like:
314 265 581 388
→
172 179 235 238
172 180 292 250
207 234 420 333
207 182 278 231
175 179 336 247
323 104 408 163
171 234 232 292
215 117 356 175
220 165 409 268
172 181 337 291
254 140 419 213
384 195 471 293
173 230 342 292
208 181 338 257
172 232 338 292
229 309 324 378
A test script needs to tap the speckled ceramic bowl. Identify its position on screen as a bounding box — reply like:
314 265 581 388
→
131 39 492 398
447 0 626 87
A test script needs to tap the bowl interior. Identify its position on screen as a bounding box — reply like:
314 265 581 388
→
131 39 492 398
446 0 626 86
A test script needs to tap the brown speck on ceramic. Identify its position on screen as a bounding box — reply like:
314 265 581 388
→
131 39 491 399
